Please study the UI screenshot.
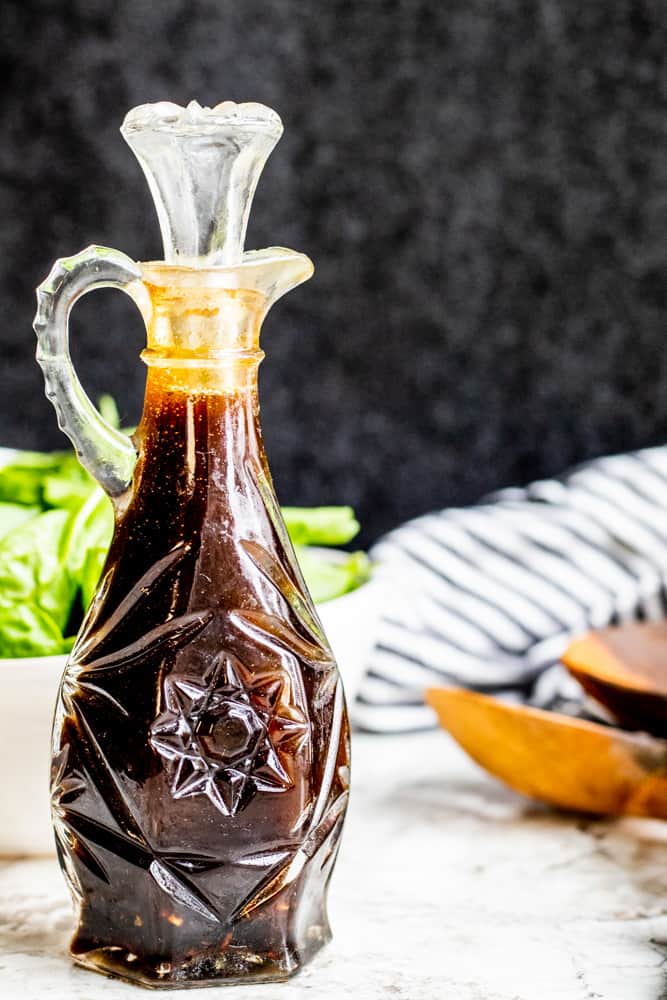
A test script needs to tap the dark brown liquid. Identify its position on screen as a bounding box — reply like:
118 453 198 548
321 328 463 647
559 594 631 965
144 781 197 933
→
52 368 350 988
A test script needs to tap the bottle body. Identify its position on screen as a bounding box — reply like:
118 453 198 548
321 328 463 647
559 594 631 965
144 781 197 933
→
51 364 350 987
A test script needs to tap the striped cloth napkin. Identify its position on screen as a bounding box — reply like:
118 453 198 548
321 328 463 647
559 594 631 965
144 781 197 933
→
354 445 667 732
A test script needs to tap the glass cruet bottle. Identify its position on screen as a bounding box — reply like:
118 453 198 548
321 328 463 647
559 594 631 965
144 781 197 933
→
33 101 350 989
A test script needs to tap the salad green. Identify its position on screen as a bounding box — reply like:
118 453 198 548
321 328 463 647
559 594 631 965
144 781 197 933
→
0 404 370 658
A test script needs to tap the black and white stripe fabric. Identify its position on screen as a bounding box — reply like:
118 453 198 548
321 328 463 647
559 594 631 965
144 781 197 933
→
354 445 667 732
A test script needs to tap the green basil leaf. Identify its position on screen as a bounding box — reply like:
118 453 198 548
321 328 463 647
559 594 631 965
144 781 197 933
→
0 450 69 506
42 451 96 510
0 502 40 540
281 506 360 547
295 547 372 603
79 546 110 610
0 602 67 658
0 508 76 631
62 488 114 583
98 393 121 429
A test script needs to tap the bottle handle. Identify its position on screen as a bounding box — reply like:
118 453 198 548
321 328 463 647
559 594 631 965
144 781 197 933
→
34 245 144 499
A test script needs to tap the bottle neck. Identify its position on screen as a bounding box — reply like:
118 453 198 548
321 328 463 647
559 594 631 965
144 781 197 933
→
130 271 273 515
132 359 269 527
139 269 266 368
138 355 264 451
141 355 262 399
135 268 267 401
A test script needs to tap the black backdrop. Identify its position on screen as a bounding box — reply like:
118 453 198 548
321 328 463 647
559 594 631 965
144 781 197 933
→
2 0 667 544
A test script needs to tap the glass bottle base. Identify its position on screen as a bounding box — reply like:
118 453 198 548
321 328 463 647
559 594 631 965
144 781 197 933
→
70 927 331 990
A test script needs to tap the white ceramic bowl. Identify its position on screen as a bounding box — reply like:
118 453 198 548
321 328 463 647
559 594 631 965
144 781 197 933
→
0 570 384 856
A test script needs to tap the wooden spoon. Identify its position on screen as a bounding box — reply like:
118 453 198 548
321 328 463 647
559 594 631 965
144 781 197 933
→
425 686 667 818
562 623 667 737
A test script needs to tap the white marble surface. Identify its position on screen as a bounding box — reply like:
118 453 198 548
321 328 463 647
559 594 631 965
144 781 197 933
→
2 731 667 1000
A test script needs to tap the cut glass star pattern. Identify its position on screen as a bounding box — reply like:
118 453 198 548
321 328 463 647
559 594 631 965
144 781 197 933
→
150 652 309 817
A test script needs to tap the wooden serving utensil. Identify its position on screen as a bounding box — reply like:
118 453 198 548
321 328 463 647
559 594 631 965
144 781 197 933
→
425 687 667 818
562 622 667 737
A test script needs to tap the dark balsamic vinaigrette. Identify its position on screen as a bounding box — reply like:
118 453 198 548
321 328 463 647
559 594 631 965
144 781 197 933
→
52 363 350 987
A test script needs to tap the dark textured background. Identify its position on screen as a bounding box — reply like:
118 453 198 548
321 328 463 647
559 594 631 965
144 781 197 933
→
1 0 667 544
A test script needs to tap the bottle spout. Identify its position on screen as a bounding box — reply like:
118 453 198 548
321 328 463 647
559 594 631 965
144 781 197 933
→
138 247 314 360
121 101 283 267
241 248 314 312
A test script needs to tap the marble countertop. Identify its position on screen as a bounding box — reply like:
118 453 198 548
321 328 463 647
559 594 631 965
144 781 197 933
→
2 731 667 1000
